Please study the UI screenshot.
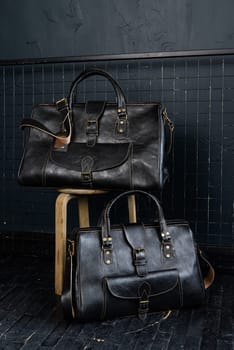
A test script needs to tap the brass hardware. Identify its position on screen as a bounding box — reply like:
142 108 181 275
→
162 231 170 238
102 237 113 253
166 245 170 249
56 97 68 105
166 253 171 258
56 97 67 103
105 251 111 255
120 120 124 125
106 259 111 265
117 108 126 113
119 128 124 133
55 97 69 111
103 237 112 242
87 119 98 132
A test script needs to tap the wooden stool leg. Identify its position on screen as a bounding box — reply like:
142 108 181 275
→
128 194 137 223
77 196 90 228
55 193 75 296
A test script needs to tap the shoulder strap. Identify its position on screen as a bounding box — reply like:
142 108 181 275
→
61 240 75 319
198 249 215 289
20 98 71 147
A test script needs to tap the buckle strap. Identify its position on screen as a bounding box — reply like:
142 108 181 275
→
85 101 106 147
86 120 99 147
161 231 174 259
122 224 148 277
115 111 128 138
133 248 147 277
81 156 94 186
138 282 151 320
138 299 149 321
102 237 113 265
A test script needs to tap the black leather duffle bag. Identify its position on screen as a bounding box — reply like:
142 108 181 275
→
18 68 173 190
61 190 214 322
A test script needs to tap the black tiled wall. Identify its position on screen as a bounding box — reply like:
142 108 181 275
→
0 56 233 248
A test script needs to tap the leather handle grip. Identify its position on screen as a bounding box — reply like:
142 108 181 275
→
102 190 168 239
68 68 127 112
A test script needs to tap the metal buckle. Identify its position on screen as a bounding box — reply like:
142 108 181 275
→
102 237 113 249
102 237 113 265
56 97 69 111
133 248 145 260
87 120 98 135
81 171 92 183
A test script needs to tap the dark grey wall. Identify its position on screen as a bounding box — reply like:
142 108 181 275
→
1 0 234 59
0 1 234 250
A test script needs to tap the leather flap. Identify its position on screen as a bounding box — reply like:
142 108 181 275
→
105 269 179 300
51 143 131 171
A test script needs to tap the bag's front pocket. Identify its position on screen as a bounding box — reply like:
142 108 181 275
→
102 268 182 320
47 143 132 188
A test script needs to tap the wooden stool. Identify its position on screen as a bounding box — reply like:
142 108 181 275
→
55 189 136 295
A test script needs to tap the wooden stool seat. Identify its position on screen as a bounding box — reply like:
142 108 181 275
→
55 189 136 295
57 188 107 195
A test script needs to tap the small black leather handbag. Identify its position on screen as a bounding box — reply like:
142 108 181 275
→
61 190 214 322
18 68 173 190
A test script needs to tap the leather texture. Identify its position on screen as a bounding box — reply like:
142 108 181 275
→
61 190 206 322
18 68 170 190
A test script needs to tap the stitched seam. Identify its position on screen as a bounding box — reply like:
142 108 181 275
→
50 143 131 171
101 279 107 320
42 149 50 186
105 275 179 300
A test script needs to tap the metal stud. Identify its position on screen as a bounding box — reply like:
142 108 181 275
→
106 259 111 264
166 245 170 249
166 254 171 258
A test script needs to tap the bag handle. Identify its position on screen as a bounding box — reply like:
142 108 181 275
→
20 69 128 148
101 190 169 243
68 68 127 114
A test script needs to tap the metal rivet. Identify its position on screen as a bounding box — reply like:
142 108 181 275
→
161 233 165 237
166 232 170 236
120 120 124 125
106 259 111 264
166 245 170 249
106 251 110 255
119 128 124 133
166 254 171 258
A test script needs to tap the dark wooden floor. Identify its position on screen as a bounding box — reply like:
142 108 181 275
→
0 255 233 350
